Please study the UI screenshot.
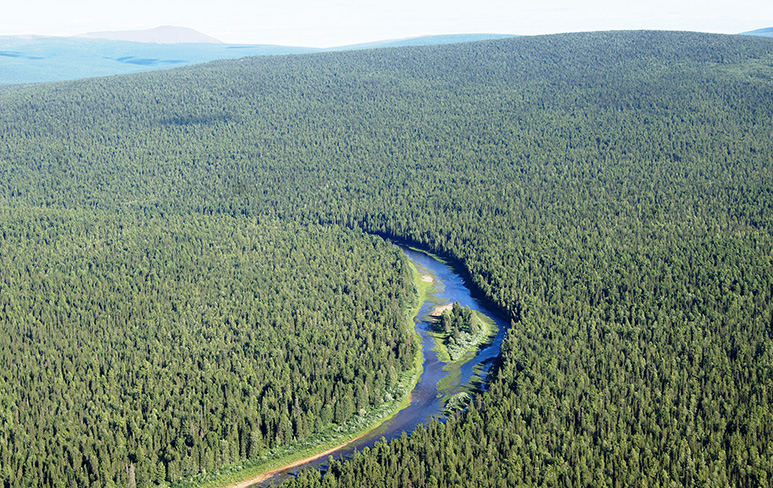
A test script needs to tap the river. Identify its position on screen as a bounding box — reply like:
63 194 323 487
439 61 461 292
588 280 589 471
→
258 246 510 486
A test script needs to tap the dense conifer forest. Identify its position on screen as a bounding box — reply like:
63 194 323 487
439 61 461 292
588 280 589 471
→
0 210 415 487
1 30 773 487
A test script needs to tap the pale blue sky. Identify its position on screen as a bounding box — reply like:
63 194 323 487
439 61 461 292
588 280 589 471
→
3 0 772 46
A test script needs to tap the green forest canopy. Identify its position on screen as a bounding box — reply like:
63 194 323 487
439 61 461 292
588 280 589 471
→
0 209 416 487
1 30 773 487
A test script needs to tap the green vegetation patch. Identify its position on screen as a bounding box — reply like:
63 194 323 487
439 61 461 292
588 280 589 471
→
431 303 498 363
443 392 472 416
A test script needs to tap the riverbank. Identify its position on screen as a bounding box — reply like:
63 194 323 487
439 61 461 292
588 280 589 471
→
224 437 366 488
172 252 432 488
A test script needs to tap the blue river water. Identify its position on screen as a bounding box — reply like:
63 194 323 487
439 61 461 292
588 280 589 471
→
258 246 510 486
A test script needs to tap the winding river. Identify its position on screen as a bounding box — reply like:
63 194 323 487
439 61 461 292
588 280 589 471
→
258 246 510 486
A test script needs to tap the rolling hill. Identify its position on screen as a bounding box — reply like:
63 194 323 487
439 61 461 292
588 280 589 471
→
741 27 773 37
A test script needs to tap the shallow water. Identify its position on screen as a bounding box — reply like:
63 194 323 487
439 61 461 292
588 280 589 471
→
259 246 510 485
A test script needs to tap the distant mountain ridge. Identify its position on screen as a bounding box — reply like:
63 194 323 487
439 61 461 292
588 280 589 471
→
0 36 317 85
77 26 223 44
741 27 773 37
330 33 515 50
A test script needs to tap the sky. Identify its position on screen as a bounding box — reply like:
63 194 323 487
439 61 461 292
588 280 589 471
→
3 0 772 47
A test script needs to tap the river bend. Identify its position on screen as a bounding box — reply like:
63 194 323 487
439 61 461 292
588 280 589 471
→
259 246 510 485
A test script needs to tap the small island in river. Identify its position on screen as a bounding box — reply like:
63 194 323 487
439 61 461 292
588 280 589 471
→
430 302 497 363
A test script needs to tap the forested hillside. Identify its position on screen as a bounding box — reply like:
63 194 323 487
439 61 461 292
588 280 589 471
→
1 30 773 487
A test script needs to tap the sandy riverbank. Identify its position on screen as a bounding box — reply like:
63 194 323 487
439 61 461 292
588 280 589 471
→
430 303 453 316
225 432 369 488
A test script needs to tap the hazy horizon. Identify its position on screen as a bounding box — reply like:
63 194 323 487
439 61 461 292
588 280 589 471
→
2 0 771 48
